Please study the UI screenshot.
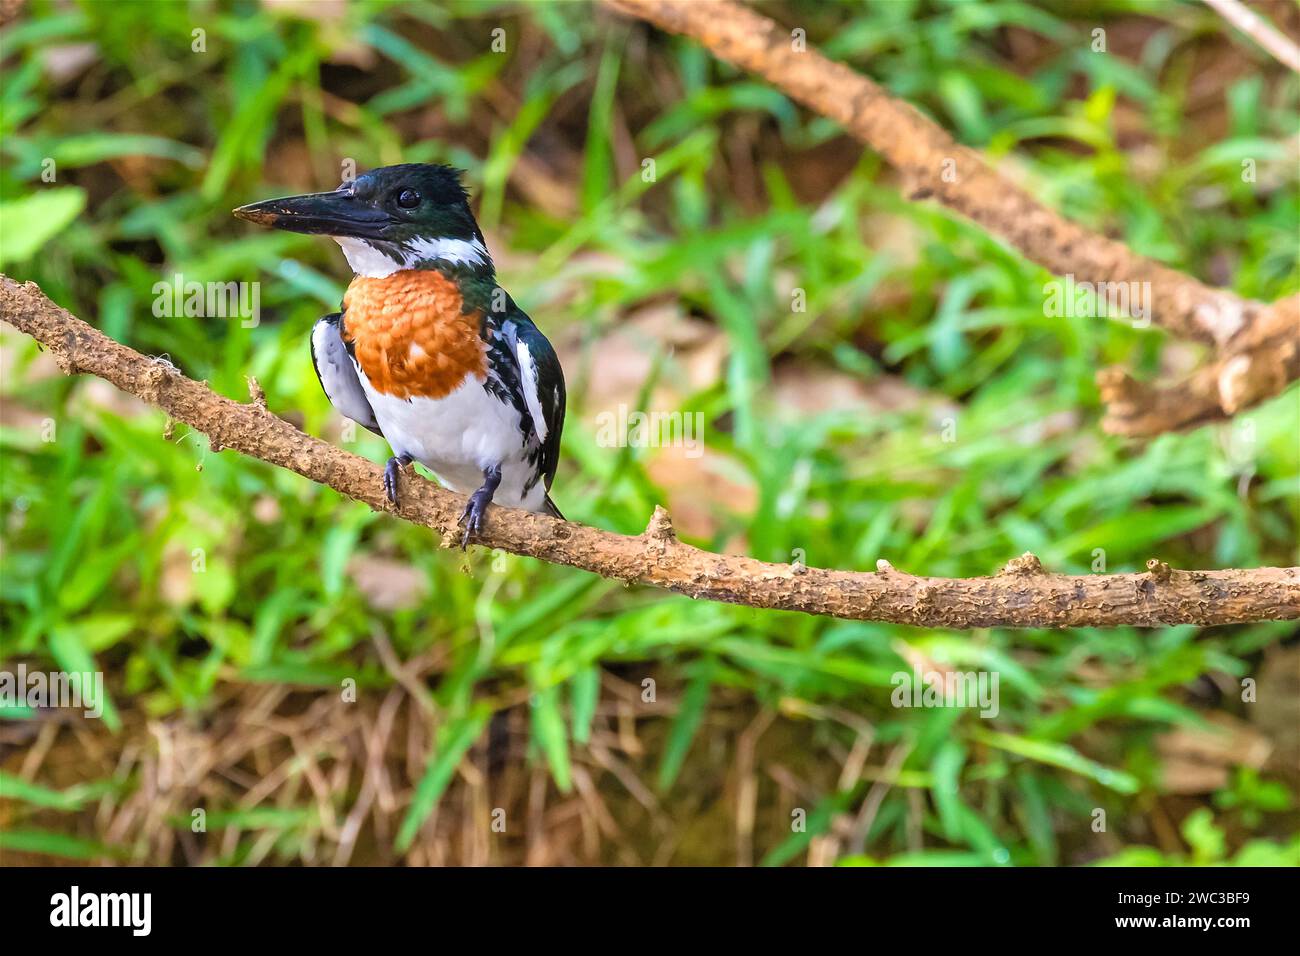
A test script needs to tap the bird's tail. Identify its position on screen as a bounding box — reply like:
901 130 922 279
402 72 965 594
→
542 495 564 520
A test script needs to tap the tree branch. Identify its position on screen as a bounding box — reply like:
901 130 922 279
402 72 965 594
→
1099 293 1300 436
1202 0 1300 74
603 0 1299 434
4 275 1298 628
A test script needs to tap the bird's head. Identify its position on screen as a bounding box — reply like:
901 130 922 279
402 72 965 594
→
233 163 491 277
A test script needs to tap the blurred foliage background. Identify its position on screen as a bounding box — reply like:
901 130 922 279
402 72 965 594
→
0 0 1297 866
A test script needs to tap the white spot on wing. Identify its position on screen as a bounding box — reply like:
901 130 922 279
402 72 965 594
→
516 338 548 443
311 317 378 430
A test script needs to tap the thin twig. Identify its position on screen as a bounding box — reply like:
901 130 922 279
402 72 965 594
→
1202 0 1300 73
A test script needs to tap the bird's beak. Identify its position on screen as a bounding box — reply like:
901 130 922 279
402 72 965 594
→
232 188 390 239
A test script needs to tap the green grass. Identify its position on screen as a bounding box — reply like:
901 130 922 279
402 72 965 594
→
1 0 1297 866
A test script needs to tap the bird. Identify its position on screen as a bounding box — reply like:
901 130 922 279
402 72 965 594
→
233 163 565 547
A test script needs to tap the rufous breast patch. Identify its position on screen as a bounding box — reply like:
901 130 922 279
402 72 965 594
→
342 270 487 400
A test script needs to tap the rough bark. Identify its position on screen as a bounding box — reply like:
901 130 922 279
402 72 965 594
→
4 275 1297 628
603 0 1299 435
1099 293 1300 436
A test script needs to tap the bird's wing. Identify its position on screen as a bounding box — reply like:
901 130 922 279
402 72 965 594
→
310 312 381 434
496 309 566 495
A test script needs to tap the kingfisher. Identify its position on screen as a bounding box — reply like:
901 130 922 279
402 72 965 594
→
233 164 565 546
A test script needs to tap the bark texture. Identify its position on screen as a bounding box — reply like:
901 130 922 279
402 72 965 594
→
1099 293 1300 436
5 275 1297 629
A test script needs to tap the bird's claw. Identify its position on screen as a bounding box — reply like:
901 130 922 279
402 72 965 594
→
458 492 491 550
384 455 410 507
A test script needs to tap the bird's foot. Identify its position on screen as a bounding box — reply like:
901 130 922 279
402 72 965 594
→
384 455 413 507
458 465 502 550
458 490 492 550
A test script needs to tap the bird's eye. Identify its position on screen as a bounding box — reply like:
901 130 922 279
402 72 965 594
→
396 188 421 209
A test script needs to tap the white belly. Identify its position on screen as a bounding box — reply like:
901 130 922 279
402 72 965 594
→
358 370 547 512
